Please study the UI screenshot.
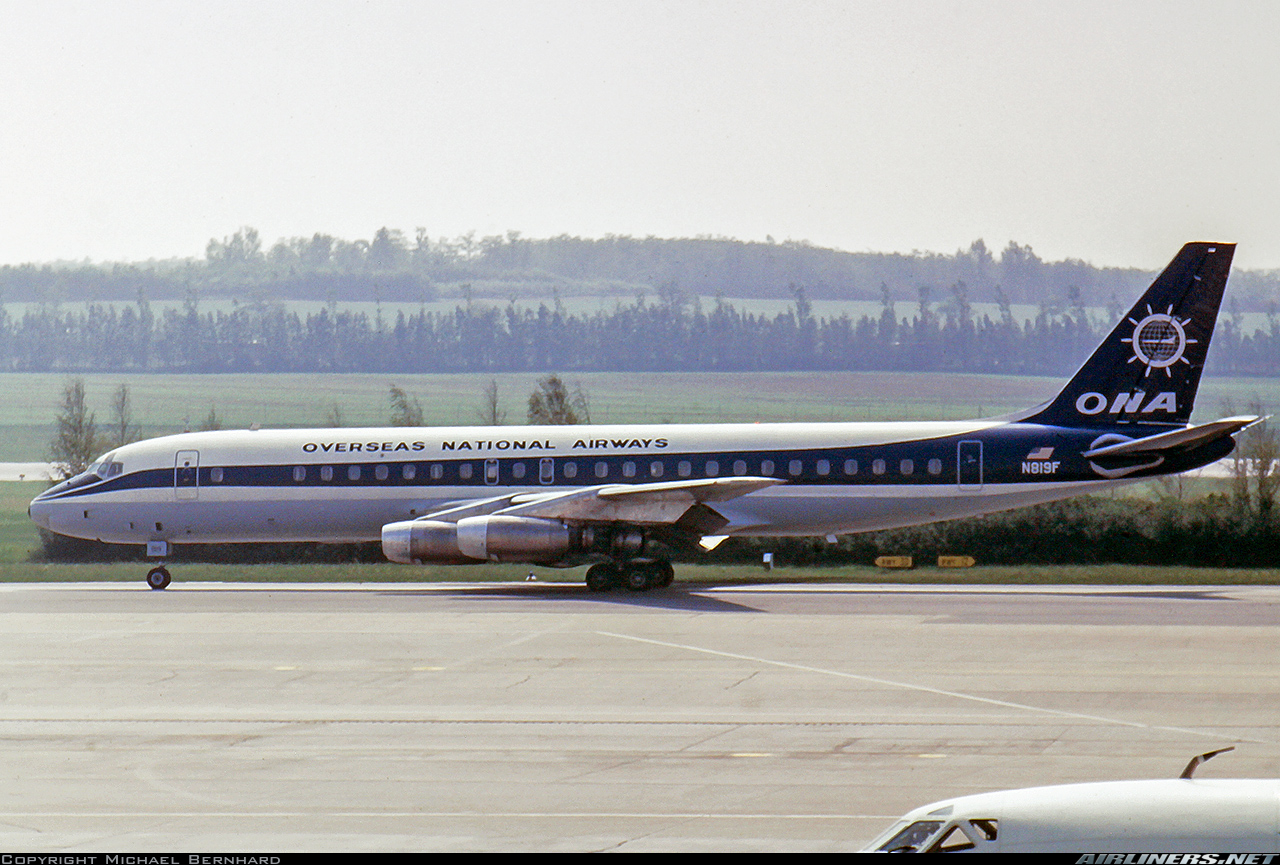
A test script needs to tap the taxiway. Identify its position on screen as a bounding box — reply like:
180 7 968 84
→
2 581 1277 852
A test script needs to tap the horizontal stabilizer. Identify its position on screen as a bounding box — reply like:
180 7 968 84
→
1081 416 1260 459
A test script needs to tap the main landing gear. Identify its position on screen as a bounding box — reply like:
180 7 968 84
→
585 560 675 592
146 565 172 590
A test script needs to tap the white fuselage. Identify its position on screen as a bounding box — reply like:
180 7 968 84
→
30 419 1130 549
863 778 1280 853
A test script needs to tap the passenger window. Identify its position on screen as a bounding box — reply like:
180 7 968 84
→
872 459 886 475
760 459 775 475
512 462 526 479
788 459 802 477
928 458 942 476
293 466 306 482
733 459 747 475
430 464 443 480
705 460 719 477
210 467 224 483
320 466 333 481
816 459 830 476
563 462 578 479
900 459 913 476
595 461 609 478
375 464 389 481
844 459 858 475
347 465 361 481
678 461 691 477
458 463 472 480
622 461 636 478
401 464 415 480
650 461 664 478
539 458 554 484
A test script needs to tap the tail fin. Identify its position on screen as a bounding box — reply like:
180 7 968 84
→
1027 242 1234 427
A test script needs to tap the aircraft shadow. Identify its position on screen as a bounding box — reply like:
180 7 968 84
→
381 583 765 612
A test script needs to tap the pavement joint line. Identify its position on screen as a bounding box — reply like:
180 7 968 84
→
5 582 1280 595
594 630 1274 746
0 811 895 820
0 716 1066 725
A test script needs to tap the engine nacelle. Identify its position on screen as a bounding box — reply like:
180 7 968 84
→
382 515 575 564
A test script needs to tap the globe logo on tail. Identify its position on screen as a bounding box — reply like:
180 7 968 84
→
1121 304 1195 377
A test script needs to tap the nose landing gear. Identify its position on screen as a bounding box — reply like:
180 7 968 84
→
146 565 172 590
585 559 674 592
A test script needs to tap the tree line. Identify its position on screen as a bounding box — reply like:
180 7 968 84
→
7 229 1280 310
3 288 1278 376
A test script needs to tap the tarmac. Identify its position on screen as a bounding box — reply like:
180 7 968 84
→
1 580 1278 852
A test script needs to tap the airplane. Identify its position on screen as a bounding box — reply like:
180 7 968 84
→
861 747 1280 853
28 242 1255 591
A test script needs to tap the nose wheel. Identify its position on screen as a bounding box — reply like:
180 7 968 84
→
146 566 171 590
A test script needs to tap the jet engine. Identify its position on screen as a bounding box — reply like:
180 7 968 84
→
382 515 578 564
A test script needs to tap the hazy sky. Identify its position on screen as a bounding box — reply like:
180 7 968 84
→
2 1 1278 269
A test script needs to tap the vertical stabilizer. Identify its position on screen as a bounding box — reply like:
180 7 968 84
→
1027 242 1234 427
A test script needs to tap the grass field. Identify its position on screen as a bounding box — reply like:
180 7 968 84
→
5 370 1280 462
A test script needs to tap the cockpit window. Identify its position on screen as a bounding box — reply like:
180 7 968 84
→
927 823 976 852
969 818 998 841
875 820 942 853
90 453 117 477
83 453 123 479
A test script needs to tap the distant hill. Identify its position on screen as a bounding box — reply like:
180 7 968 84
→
4 229 1279 312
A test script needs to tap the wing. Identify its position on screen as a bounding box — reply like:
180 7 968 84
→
423 476 782 527
382 477 783 564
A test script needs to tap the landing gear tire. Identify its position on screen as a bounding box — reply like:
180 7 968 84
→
146 566 171 591
625 565 652 592
656 561 674 588
585 562 619 592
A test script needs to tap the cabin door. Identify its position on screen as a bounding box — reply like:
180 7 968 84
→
957 441 983 491
175 450 200 500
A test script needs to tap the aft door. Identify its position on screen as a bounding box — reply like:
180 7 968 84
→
175 450 199 500
957 441 983 491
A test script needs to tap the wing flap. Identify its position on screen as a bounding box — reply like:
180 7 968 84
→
501 476 783 524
